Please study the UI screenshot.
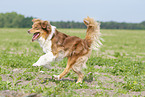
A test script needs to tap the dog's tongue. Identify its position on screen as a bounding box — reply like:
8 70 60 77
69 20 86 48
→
32 33 40 41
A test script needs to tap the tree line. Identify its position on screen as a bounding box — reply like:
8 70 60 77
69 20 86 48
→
0 12 33 28
0 12 145 29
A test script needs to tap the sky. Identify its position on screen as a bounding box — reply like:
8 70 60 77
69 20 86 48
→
0 0 145 23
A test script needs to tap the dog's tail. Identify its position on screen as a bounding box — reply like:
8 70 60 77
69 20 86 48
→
84 16 102 50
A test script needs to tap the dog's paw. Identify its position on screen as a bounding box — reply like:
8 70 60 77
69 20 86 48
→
53 75 60 80
76 81 82 84
32 63 41 67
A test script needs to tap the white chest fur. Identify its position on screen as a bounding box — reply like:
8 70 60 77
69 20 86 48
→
38 37 52 53
38 37 65 61
33 26 57 68
37 26 56 53
33 26 66 68
33 26 65 68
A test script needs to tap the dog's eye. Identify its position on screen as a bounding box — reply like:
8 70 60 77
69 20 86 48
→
35 27 39 29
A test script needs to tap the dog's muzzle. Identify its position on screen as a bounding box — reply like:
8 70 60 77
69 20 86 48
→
28 30 31 34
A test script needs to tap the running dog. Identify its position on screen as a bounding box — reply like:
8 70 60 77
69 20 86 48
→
28 17 102 83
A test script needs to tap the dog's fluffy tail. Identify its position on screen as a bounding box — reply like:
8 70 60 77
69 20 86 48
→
84 16 102 50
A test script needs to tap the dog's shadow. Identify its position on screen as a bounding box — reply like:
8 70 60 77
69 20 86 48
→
41 77 93 84
41 77 75 84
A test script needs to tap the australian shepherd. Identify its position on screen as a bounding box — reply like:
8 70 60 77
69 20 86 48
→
28 17 102 83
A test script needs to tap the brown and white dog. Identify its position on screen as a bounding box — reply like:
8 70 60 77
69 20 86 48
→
28 17 102 83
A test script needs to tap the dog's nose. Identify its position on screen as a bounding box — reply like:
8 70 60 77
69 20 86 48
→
28 30 30 34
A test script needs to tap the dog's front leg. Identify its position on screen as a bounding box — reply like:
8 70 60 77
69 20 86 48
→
33 52 56 67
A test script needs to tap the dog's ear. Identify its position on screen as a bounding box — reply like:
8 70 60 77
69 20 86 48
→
41 21 48 29
41 21 51 31
32 18 36 22
32 18 41 23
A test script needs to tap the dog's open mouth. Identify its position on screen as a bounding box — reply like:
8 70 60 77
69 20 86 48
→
32 32 40 42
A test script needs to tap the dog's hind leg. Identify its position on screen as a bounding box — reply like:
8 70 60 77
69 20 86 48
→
71 56 88 83
53 56 77 80
72 66 84 83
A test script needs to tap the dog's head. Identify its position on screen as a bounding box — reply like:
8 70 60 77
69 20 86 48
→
28 19 51 42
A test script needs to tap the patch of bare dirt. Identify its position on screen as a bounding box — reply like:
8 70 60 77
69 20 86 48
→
1 67 145 97
80 71 145 96
75 88 145 97
0 90 42 97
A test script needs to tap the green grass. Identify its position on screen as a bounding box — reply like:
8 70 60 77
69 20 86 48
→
0 28 145 96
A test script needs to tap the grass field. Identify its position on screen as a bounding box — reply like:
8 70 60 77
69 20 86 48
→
0 28 145 97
